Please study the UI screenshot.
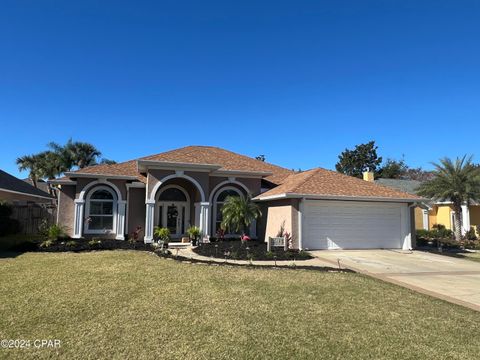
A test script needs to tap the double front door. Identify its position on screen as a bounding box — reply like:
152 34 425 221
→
157 201 189 238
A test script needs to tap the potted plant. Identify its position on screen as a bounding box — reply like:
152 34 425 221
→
187 226 201 246
154 227 170 249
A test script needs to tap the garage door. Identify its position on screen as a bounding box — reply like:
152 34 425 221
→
303 200 403 250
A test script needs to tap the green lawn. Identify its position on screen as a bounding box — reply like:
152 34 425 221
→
454 251 480 263
1 251 479 359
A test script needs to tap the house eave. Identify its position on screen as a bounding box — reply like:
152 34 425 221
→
254 192 426 203
63 172 139 181
0 187 53 200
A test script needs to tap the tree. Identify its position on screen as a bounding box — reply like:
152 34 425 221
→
417 156 480 241
221 196 261 235
335 141 382 178
66 141 101 168
378 158 409 179
255 155 266 162
99 158 117 165
16 155 41 188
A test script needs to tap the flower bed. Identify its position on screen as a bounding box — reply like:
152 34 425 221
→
192 239 312 261
10 238 155 253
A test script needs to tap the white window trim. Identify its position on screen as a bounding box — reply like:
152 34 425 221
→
84 185 118 235
213 186 244 236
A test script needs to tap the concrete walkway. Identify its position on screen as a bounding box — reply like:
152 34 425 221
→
311 250 480 312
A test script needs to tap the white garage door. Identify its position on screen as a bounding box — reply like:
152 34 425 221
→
303 200 404 250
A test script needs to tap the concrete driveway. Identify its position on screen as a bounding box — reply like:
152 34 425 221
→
310 250 480 311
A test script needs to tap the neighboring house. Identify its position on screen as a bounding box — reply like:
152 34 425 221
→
49 146 421 250
0 170 53 203
376 178 480 236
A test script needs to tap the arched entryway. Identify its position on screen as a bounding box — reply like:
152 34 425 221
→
144 173 208 242
155 185 191 238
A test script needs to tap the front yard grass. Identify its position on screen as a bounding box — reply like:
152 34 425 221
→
0 251 479 359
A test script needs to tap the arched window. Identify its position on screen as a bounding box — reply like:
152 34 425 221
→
213 187 243 234
158 187 187 202
85 186 117 233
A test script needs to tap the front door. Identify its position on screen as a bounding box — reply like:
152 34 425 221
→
158 202 188 238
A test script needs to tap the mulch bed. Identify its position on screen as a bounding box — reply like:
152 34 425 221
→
12 238 155 253
192 239 313 261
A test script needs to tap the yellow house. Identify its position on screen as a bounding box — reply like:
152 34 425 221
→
376 178 480 236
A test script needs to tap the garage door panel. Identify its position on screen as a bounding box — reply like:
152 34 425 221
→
304 201 403 250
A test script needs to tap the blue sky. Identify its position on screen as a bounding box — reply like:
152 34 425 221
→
1 0 480 178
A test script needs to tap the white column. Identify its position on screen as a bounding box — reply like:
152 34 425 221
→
400 205 412 250
73 199 85 239
199 202 210 239
144 200 155 243
116 200 127 240
461 204 471 236
422 210 429 230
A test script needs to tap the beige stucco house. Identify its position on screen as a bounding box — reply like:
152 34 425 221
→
50 146 421 250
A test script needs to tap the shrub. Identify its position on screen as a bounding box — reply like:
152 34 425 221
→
153 227 170 243
47 224 66 241
88 238 102 247
65 240 77 248
187 226 201 240
39 239 54 248
465 228 477 240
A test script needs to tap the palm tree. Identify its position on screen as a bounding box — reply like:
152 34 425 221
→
66 141 101 168
417 156 480 241
221 196 261 235
16 155 41 188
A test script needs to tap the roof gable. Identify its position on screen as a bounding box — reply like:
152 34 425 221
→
63 146 293 184
256 168 422 201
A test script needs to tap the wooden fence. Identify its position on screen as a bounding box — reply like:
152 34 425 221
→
10 203 57 234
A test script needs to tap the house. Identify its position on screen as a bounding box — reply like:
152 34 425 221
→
0 169 53 203
49 146 422 250
376 178 480 236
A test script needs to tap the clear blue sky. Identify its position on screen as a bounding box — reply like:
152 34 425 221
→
1 0 480 178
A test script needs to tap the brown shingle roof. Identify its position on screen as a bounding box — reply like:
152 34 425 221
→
255 168 422 201
66 146 293 184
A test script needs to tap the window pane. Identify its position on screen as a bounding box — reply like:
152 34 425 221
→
91 189 114 200
102 202 113 215
90 202 103 215
89 216 103 230
216 206 223 221
159 188 187 201
102 216 113 230
217 189 240 202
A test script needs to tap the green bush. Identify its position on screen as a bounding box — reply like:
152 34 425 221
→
39 239 54 248
65 240 77 247
465 228 477 240
153 227 170 242
416 225 453 240
88 238 102 247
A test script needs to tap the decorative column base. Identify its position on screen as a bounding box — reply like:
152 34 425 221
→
144 200 155 243
73 199 85 239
